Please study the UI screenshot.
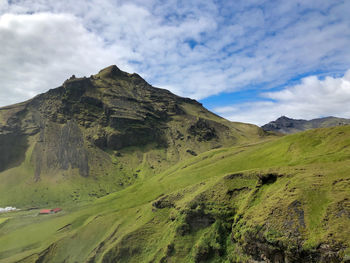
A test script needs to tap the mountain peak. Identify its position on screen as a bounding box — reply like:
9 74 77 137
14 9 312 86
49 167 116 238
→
276 115 291 121
97 65 125 78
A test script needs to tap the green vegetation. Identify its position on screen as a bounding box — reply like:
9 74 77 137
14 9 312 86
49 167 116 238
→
0 65 265 208
0 66 349 262
0 125 349 262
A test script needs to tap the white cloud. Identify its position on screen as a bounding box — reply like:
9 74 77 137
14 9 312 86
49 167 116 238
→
0 0 350 118
0 12 133 106
215 70 350 125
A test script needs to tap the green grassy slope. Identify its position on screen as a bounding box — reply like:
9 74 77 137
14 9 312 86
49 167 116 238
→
0 113 264 208
0 125 349 262
0 65 266 208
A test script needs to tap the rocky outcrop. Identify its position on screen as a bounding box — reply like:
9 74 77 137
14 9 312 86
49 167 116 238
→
239 229 346 263
188 118 218 142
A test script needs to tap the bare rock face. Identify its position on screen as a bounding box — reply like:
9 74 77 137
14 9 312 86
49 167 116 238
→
32 120 89 180
188 118 218 142
240 228 346 263
0 133 28 172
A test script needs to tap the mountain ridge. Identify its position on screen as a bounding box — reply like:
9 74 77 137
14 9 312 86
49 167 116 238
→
262 115 350 134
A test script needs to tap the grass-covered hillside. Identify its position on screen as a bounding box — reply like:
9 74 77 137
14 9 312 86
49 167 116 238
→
0 65 264 207
0 125 349 262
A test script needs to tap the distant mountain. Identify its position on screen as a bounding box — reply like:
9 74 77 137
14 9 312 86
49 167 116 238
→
261 115 350 134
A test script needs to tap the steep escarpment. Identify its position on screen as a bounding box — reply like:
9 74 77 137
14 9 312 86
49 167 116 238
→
32 120 90 180
0 103 35 173
0 65 264 206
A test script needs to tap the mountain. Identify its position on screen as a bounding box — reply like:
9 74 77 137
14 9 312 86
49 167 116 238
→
0 65 264 207
262 116 350 134
0 66 349 263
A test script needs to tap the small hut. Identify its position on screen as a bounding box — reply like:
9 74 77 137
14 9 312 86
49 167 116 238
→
39 209 52 215
52 208 62 213
39 208 62 215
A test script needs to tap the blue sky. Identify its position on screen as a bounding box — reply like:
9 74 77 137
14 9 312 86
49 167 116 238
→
1 0 350 125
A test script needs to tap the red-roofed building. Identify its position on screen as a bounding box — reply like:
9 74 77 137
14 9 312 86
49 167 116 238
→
39 208 62 215
39 209 52 214
52 208 62 213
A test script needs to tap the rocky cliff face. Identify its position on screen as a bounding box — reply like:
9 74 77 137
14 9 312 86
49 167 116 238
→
0 65 263 206
32 120 89 180
262 116 350 134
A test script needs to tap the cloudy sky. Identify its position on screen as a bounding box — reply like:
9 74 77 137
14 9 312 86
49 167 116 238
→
1 0 350 125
